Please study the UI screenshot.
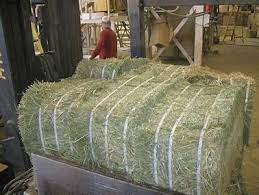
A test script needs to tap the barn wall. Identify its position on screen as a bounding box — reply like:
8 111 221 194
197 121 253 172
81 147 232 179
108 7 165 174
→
45 0 83 78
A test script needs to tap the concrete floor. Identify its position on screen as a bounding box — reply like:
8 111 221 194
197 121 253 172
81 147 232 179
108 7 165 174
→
204 44 259 195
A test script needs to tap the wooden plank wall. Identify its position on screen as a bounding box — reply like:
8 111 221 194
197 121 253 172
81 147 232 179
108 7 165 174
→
45 0 82 78
1 0 35 100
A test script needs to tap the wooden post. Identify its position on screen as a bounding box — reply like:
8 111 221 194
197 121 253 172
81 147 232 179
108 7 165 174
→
194 5 204 66
107 0 111 17
127 0 145 57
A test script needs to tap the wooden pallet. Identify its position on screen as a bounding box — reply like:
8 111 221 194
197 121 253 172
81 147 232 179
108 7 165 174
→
32 154 183 195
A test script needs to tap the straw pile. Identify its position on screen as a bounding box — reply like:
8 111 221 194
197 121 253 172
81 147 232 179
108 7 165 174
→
18 60 255 194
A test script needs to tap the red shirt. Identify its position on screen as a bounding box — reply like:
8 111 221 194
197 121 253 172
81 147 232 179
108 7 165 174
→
91 28 117 59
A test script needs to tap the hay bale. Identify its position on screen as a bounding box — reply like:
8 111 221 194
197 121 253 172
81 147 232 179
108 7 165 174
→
73 57 150 80
18 63 255 194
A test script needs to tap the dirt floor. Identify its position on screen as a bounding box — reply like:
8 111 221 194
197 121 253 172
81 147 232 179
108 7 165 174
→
204 44 259 195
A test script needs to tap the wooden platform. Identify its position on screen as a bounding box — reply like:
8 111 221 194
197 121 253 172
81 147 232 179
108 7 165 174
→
32 154 183 195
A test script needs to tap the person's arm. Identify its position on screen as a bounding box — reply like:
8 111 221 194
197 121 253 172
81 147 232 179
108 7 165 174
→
90 31 105 60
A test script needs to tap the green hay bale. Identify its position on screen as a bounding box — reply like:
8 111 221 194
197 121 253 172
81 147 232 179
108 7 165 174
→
19 63 255 194
73 57 150 80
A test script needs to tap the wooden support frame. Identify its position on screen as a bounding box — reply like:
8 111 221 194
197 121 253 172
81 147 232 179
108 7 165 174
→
173 37 194 65
153 7 195 63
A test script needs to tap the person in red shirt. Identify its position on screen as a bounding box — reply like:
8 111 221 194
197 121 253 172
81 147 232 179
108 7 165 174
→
90 16 117 60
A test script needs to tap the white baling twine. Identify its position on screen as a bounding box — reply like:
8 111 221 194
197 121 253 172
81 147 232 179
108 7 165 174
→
104 77 154 166
111 69 116 80
143 68 181 100
153 85 190 185
88 111 96 160
168 88 204 190
165 65 173 71
90 69 93 78
123 117 129 173
53 83 88 151
38 107 47 153
196 90 224 195
65 85 90 148
85 76 137 161
122 67 181 173
53 95 68 151
101 65 107 79
245 81 251 112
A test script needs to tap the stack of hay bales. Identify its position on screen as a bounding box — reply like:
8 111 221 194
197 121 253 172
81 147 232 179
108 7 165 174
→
18 59 255 194
73 57 150 80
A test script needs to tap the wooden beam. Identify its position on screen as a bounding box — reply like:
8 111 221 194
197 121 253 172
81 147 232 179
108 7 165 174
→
194 6 204 66
143 0 259 6
173 37 194 65
127 0 146 57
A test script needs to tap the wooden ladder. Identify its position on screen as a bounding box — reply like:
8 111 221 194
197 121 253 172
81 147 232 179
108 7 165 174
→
223 5 245 43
